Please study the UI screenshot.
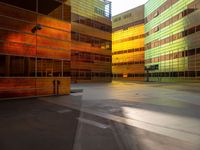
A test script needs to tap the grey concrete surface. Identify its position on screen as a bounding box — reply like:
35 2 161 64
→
0 99 79 150
42 81 200 150
1 81 200 150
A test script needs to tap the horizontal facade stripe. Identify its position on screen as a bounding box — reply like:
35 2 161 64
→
145 47 200 64
0 27 71 42
72 13 111 33
71 31 111 50
0 40 69 51
145 0 179 24
112 73 145 78
145 0 200 37
112 19 144 32
0 14 71 33
0 52 70 61
112 47 144 55
72 50 111 57
72 31 111 42
71 50 111 64
145 9 197 37
113 34 144 44
0 54 70 78
112 61 144 66
146 71 200 78
145 24 200 50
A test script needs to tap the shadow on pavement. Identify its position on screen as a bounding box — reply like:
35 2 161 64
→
0 92 200 150
0 99 80 150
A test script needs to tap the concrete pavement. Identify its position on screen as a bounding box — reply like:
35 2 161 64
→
41 81 200 150
1 81 200 150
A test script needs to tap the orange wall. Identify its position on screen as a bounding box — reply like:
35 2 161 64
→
0 2 71 59
0 77 71 99
0 2 71 99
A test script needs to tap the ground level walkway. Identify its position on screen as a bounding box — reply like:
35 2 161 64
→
0 81 200 150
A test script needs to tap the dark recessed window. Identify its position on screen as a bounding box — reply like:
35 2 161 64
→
153 11 159 18
38 0 62 19
196 25 200 32
0 0 36 12
196 48 200 54
187 27 195 35
0 55 6 77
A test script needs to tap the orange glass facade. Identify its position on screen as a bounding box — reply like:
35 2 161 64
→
112 5 145 80
0 0 71 99
67 0 112 82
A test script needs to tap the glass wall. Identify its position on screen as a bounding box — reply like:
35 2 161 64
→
68 0 112 82
0 0 71 98
112 5 145 81
144 0 200 82
0 0 70 21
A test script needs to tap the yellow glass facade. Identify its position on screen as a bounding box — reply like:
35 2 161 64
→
112 5 145 80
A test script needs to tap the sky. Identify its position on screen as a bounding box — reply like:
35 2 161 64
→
109 0 148 16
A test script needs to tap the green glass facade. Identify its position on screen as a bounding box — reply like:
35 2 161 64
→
145 0 200 82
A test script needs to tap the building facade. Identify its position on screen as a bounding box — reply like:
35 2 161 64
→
0 0 71 99
145 0 200 82
112 5 145 81
67 0 112 82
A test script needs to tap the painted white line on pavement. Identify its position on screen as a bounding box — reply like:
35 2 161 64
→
78 118 110 129
41 98 200 146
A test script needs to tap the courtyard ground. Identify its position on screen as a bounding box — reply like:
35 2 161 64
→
0 81 200 150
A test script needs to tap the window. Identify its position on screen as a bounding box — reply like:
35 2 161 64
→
196 25 200 32
196 48 200 54
153 11 159 18
123 13 132 19
173 14 179 23
63 60 70 77
197 71 200 77
73 14 111 32
0 0 36 12
173 33 179 41
113 17 121 22
38 0 63 20
0 55 6 76
182 9 187 17
172 72 178 77
187 49 195 56
154 26 160 32
128 74 132 77
95 7 105 17
123 27 128 30
8 56 35 77
37 58 53 77
187 27 195 35
173 52 179 59
188 71 196 77
164 72 170 77
179 72 184 77
53 60 62 77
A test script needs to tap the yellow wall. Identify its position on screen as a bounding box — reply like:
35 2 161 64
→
112 12 145 80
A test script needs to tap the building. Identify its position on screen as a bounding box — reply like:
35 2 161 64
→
66 0 112 82
145 0 200 82
112 5 145 81
0 0 71 99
